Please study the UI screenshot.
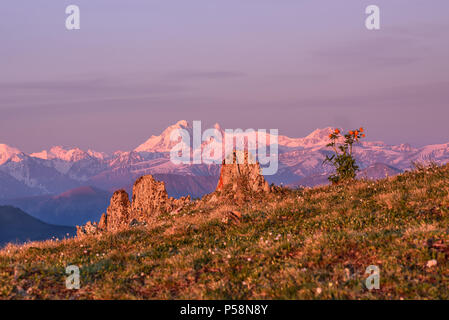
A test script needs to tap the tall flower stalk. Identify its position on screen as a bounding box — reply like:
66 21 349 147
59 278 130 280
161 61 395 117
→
324 128 366 184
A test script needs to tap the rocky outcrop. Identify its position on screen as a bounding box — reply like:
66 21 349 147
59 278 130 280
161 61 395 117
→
77 175 190 237
77 189 131 236
104 189 131 231
216 150 270 200
77 150 270 237
76 220 101 237
131 176 172 221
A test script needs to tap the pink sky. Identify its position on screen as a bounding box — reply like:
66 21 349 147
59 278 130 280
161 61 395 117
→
1 0 448 153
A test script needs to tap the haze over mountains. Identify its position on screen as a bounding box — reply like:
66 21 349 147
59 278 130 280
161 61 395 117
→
2 186 111 227
1 120 449 226
0 206 75 246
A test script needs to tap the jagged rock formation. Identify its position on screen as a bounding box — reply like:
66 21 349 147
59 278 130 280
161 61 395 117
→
77 175 190 237
131 176 173 221
76 190 131 236
215 150 270 201
104 190 131 231
77 150 270 237
76 221 97 237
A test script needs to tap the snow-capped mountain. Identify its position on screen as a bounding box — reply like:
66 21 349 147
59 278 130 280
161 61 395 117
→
0 152 80 194
277 127 334 150
0 144 24 166
1 120 449 202
31 146 90 162
135 120 193 153
29 146 108 180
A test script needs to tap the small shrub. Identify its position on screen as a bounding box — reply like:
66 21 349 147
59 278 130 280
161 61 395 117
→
324 128 366 184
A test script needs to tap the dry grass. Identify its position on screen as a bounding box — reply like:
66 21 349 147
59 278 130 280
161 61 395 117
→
2 163 449 299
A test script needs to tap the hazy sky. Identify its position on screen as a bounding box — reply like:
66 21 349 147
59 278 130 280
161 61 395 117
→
1 0 448 153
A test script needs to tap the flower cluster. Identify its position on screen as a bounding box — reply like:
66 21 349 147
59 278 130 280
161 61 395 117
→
348 127 365 141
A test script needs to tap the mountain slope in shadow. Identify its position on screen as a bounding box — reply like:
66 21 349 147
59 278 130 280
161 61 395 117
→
0 186 111 227
0 206 75 246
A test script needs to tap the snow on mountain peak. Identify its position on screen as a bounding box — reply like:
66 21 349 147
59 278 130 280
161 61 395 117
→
135 120 193 153
175 120 190 128
213 122 222 131
134 123 339 153
276 127 334 149
31 146 91 162
303 127 334 142
87 149 108 160
0 144 23 165
109 150 144 167
391 143 413 152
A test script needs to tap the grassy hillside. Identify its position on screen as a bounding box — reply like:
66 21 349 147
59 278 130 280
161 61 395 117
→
1 164 449 299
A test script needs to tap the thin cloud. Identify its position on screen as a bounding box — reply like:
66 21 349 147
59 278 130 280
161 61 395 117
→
0 76 189 109
167 71 247 80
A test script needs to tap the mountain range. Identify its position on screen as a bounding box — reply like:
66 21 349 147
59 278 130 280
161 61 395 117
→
1 120 448 225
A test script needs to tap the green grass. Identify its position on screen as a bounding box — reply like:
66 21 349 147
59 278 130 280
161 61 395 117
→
2 163 449 299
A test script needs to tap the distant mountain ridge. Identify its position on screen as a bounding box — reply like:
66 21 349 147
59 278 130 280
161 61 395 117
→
1 121 449 203
0 206 75 246
0 186 111 226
